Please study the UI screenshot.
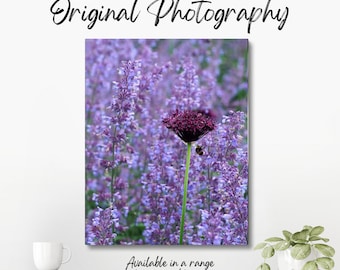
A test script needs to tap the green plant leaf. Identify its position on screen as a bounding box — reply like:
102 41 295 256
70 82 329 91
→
229 89 247 103
309 236 329 242
274 240 291 251
292 229 309 243
291 244 312 260
316 257 335 269
304 225 313 232
262 246 275 259
314 244 335 257
282 230 292 241
256 263 270 270
310 226 324 236
254 242 267 250
265 237 284 242
302 261 318 270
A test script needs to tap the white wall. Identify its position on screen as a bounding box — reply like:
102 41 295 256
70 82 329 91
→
1 0 339 270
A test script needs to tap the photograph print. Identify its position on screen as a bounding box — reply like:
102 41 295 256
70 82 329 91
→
85 39 249 245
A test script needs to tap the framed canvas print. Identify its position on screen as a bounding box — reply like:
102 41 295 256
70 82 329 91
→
85 39 248 245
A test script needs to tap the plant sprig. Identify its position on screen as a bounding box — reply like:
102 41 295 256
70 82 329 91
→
254 225 335 270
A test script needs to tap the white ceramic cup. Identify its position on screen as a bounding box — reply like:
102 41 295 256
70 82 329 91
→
33 242 71 270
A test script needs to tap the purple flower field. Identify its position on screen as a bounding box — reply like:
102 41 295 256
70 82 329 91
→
85 39 248 245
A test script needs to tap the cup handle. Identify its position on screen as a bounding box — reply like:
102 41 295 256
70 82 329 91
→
62 245 72 264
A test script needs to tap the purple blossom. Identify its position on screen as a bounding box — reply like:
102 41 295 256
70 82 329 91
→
162 110 216 143
86 207 117 245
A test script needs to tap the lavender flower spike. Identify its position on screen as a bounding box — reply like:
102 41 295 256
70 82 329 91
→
162 109 216 143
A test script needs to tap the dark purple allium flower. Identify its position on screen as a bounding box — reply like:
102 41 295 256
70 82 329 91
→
162 109 216 143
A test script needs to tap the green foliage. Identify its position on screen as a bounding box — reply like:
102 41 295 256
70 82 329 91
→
292 229 309 243
85 189 110 216
291 244 311 260
274 240 290 251
314 244 335 257
262 246 275 259
302 261 318 270
229 89 248 104
254 225 335 270
283 230 292 241
114 204 146 244
85 190 96 216
316 257 335 269
114 223 145 243
256 263 270 270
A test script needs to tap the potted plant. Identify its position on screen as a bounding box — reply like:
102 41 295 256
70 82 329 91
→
254 225 335 270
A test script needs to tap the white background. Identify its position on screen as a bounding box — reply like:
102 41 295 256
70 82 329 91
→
0 0 339 269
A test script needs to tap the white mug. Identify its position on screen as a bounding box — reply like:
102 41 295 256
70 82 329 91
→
33 242 71 270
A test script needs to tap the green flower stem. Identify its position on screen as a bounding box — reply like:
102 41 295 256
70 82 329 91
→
179 142 192 245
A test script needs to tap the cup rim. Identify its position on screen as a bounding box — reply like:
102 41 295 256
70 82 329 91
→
33 242 63 245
